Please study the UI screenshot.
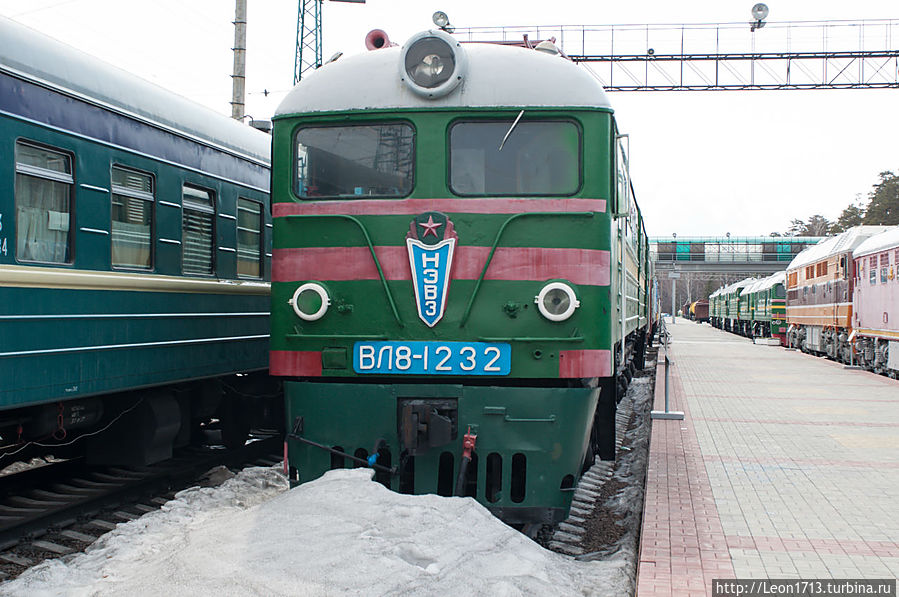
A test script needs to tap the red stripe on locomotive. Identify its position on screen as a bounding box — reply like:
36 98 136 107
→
558 349 613 377
273 246 611 286
270 350 323 377
273 197 607 217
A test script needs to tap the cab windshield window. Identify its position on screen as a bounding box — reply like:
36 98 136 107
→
295 123 414 199
450 120 580 196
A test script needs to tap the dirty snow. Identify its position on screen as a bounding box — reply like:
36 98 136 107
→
1 466 629 596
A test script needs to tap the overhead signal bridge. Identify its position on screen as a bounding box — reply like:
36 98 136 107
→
454 19 899 91
650 236 824 276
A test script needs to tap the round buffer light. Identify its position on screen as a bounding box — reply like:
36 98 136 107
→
535 282 580 322
400 30 466 98
289 282 331 321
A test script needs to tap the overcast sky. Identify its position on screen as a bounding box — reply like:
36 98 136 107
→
1 0 896 237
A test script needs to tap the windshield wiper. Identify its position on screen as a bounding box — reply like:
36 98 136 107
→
498 110 525 151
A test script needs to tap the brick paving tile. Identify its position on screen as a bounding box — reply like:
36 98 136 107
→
636 318 899 597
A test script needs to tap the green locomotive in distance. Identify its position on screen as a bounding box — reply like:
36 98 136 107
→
743 272 787 342
271 27 653 524
710 272 786 343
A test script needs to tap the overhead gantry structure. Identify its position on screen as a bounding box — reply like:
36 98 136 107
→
294 4 898 90
454 16 899 91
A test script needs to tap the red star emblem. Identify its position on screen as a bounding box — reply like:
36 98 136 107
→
418 215 443 238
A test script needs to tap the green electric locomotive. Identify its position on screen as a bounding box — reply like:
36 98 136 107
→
272 28 651 523
744 272 787 341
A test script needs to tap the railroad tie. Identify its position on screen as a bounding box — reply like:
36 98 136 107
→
31 540 73 555
0 553 33 567
60 530 98 543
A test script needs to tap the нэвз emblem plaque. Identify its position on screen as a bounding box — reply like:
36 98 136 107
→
406 212 456 327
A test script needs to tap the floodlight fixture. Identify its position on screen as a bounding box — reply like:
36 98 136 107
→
432 10 451 31
750 3 768 31
751 3 769 20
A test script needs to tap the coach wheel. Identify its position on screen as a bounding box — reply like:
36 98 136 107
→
218 394 251 449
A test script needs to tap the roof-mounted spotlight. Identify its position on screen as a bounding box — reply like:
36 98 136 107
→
750 3 769 32
400 29 467 99
432 10 453 32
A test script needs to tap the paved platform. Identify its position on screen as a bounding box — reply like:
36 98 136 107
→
636 317 899 597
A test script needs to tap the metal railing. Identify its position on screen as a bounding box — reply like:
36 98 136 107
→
651 316 685 420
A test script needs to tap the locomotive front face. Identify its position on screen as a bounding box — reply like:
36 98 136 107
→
272 31 648 522
270 95 616 381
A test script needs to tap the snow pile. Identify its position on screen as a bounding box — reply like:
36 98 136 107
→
2 467 625 596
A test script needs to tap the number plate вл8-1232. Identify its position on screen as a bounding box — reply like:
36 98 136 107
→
353 341 511 376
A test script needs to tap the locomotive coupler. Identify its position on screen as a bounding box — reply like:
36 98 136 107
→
397 399 456 455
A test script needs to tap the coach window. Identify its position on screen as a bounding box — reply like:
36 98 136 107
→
14 141 73 263
236 198 262 278
295 123 414 198
111 166 154 270
182 185 215 275
450 120 580 196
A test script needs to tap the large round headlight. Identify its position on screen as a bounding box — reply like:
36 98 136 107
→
289 282 330 321
400 30 466 98
535 282 580 322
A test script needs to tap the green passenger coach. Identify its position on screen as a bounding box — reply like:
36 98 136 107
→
272 29 652 523
1 17 275 467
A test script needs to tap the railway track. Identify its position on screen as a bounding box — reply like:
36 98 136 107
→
0 350 657 582
0 433 282 581
544 347 657 558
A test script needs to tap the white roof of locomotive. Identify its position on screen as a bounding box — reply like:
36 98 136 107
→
787 226 892 271
743 271 785 295
740 277 766 295
0 16 270 164
720 277 756 296
276 36 612 115
760 270 786 291
718 278 756 295
853 226 899 259
741 278 764 295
